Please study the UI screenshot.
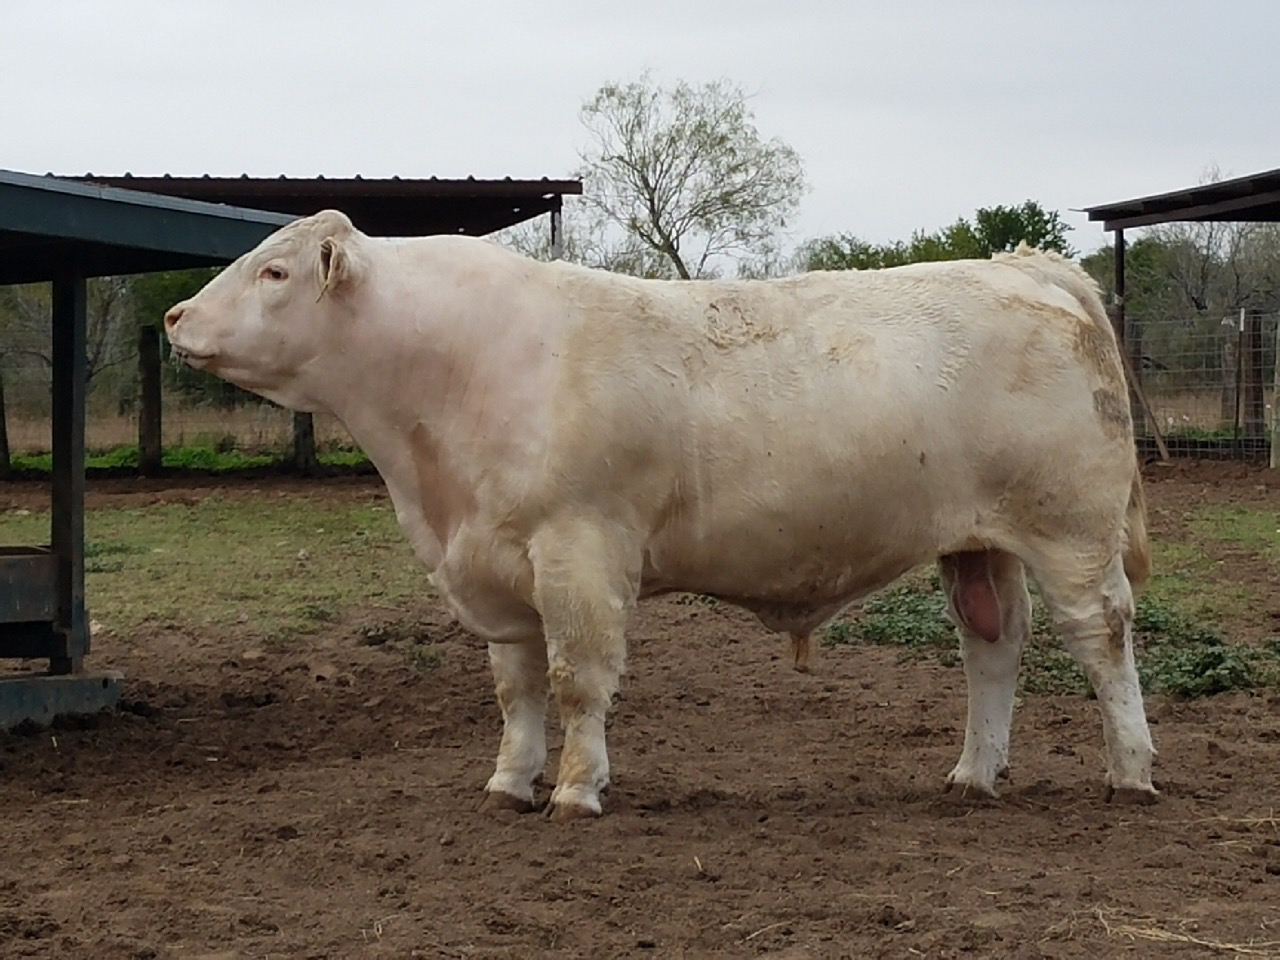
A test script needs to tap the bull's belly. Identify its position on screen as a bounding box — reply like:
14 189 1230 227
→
639 519 937 615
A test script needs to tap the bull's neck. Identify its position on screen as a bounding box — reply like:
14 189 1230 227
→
307 294 492 572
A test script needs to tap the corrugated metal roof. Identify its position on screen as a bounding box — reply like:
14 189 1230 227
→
1082 167 1280 231
64 172 584 238
0 168 293 285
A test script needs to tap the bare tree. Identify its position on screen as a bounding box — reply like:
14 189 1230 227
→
491 197 676 278
576 72 806 279
0 277 136 384
1146 168 1280 317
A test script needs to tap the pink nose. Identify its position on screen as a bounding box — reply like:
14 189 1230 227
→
163 304 185 334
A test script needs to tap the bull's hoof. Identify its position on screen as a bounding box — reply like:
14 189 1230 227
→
546 800 602 822
1104 783 1159 805
480 790 538 815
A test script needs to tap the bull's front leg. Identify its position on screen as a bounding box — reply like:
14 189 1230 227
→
481 638 549 813
528 519 639 820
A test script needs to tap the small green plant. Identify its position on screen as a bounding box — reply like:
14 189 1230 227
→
399 642 444 672
356 618 426 647
820 574 1279 699
356 618 443 671
674 593 720 608
299 602 338 624
821 574 952 656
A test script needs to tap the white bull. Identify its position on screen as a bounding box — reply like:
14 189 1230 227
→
164 210 1157 819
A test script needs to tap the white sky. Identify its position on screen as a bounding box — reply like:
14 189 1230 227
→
3 0 1278 258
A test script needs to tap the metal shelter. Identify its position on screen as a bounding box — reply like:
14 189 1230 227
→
1083 166 1280 345
1082 167 1280 464
0 168 295 726
1 167 583 727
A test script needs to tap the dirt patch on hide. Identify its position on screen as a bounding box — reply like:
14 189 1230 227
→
1 464 1279 958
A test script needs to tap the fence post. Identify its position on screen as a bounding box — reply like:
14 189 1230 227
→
1271 315 1279 469
1242 310 1265 442
0 361 10 480
1220 317 1239 429
292 412 317 475
1125 313 1146 437
138 325 163 476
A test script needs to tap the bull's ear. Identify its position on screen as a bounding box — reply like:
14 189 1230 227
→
316 236 350 301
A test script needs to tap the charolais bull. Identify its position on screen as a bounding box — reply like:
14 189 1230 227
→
164 209 1156 819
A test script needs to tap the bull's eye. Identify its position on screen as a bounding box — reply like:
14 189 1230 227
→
260 265 288 282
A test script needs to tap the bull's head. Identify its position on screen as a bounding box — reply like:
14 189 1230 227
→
163 209 360 412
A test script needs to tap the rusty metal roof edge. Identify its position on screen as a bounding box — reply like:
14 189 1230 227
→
1080 166 1280 221
69 172 585 195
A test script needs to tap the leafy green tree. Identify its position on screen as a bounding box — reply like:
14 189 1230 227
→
797 200 1074 273
963 202 1075 257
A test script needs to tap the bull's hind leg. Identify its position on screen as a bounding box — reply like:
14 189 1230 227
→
939 549 1032 797
1034 547 1157 803
1031 550 1156 801
789 631 813 672
528 519 640 820
481 638 549 813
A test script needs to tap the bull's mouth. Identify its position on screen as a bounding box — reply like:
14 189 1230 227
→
170 345 215 366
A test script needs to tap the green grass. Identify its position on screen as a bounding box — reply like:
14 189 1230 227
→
0 494 427 642
1137 507 1279 626
9 443 372 474
1189 505 1280 565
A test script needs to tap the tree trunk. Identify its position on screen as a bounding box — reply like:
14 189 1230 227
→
138 326 163 476
292 412 317 475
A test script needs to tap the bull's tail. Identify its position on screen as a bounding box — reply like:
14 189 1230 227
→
1122 464 1151 590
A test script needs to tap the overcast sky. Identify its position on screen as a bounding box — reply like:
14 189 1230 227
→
4 0 1278 258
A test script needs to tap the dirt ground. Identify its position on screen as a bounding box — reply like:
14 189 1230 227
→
2 462 1279 959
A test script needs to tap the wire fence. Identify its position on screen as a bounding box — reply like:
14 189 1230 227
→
0 337 356 461
1126 309 1277 460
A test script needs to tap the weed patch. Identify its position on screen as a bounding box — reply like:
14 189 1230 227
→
821 572 1279 699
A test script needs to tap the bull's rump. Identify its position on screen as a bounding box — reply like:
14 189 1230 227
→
557 257 1134 604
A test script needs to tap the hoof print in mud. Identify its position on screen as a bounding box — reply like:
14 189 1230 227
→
1104 784 1160 806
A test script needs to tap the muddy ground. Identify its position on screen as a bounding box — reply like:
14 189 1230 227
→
1 461 1278 959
